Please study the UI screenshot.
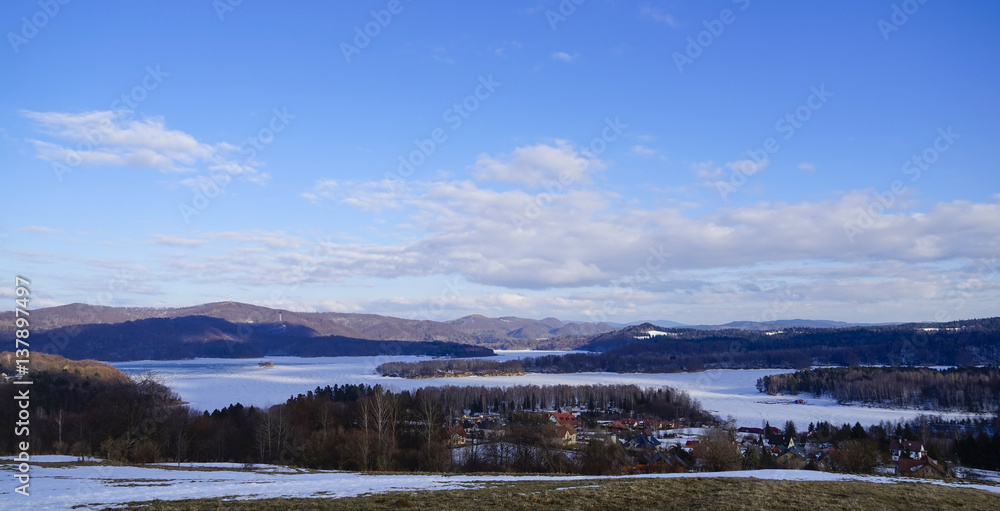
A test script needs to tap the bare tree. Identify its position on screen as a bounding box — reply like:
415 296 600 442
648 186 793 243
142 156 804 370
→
358 388 397 471
698 428 742 472
416 391 447 470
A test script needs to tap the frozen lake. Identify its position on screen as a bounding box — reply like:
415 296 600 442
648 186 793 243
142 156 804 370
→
110 352 987 429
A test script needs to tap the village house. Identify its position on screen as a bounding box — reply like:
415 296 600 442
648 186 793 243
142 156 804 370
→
766 433 795 450
683 440 699 453
444 425 467 446
555 424 577 445
889 439 926 461
461 416 506 441
623 433 661 451
608 417 673 435
776 445 808 468
544 412 579 428
634 451 688 473
897 456 948 478
647 419 675 430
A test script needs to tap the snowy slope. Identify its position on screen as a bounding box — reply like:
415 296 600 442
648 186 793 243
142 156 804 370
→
1 461 998 510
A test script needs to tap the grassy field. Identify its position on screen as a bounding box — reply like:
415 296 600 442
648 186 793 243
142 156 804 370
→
115 476 1000 511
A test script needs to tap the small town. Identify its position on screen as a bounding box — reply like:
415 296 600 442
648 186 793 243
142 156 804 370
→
443 409 953 478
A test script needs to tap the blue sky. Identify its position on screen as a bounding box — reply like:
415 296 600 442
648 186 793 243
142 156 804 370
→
2 0 999 324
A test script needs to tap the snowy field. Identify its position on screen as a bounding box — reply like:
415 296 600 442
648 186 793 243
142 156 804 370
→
2 457 998 510
110 353 988 428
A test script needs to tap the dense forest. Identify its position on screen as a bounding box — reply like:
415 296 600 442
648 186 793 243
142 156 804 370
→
377 359 525 378
756 366 1000 413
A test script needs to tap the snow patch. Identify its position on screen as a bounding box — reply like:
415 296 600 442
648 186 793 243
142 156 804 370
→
1 463 997 510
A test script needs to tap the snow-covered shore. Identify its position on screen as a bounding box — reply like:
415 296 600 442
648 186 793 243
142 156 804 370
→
1 457 998 510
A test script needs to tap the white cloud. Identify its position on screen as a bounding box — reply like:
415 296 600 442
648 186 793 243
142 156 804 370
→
492 40 522 58
472 140 603 187
638 3 678 27
16 225 63 234
726 159 768 176
335 180 1000 290
798 162 816 172
148 234 205 248
551 51 579 63
693 161 723 179
695 159 770 191
38 135 998 322
40 179 992 323
632 144 657 155
22 109 267 185
341 179 407 212
301 179 339 203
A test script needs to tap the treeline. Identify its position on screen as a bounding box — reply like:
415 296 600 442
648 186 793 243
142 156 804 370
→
739 415 1000 473
817 415 1000 472
520 348 812 374
956 430 1000 471
0 372 712 473
0 368 186 463
756 366 1000 412
377 359 525 378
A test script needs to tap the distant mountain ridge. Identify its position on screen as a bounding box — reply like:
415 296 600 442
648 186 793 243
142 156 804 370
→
0 313 493 362
0 302 886 345
1 301 988 363
0 302 619 353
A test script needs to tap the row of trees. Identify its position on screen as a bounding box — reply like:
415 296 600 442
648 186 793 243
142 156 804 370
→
376 359 525 378
756 366 1000 413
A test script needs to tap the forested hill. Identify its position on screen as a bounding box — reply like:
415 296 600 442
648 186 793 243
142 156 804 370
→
757 366 1000 413
522 318 1000 372
2 315 493 361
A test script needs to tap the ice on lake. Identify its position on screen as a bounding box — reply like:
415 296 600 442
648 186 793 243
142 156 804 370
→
110 351 987 429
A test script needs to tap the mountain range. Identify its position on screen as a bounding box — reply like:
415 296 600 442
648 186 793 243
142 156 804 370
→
0 301 888 361
0 302 619 345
